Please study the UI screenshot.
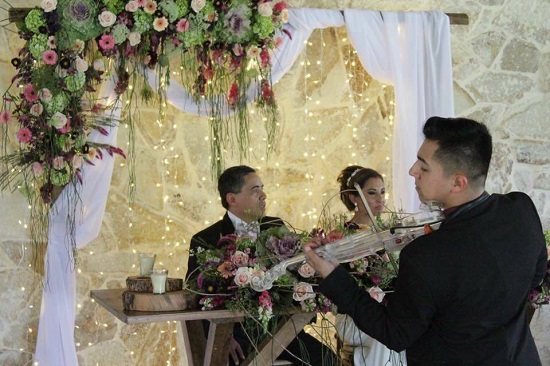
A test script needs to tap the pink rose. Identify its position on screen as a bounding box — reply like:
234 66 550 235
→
98 11 117 27
297 263 316 278
234 267 251 287
293 282 315 302
52 156 65 170
30 103 43 116
41 0 57 12
368 286 385 303
32 162 43 176
125 0 139 12
231 251 249 267
16 127 32 143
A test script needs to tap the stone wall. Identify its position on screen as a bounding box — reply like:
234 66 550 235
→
0 1 548 365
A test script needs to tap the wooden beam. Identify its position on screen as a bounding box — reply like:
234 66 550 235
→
447 13 469 25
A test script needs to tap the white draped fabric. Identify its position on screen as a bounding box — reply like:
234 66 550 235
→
33 9 454 365
345 9 454 212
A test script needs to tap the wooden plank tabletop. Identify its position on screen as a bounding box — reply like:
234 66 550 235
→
90 289 246 325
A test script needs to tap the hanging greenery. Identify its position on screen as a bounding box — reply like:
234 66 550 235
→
0 0 288 254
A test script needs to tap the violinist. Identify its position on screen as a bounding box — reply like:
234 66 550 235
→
306 117 547 365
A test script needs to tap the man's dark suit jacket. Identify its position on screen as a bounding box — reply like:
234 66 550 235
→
188 212 334 365
320 192 548 365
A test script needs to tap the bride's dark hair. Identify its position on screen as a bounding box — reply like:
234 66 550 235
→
337 166 384 211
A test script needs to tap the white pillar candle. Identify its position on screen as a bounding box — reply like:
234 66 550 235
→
139 253 156 277
150 269 168 294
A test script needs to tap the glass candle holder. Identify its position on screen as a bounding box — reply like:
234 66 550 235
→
150 269 168 294
139 253 156 277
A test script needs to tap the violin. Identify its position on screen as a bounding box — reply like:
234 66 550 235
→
249 206 444 292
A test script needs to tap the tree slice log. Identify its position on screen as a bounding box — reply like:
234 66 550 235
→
122 290 199 311
126 276 183 293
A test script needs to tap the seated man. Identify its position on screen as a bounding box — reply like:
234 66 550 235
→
188 165 335 366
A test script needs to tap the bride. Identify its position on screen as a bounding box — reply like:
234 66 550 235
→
335 166 407 366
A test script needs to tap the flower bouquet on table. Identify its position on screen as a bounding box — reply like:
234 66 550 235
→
528 230 550 310
189 225 336 332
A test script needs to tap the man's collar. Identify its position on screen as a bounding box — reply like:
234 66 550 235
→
227 211 260 238
443 191 490 221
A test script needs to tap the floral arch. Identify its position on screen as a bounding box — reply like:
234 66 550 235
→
1 4 454 364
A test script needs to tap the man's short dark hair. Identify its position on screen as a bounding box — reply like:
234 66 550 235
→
423 116 492 189
218 165 256 209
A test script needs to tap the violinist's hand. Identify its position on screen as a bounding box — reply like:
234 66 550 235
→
303 242 338 279
229 336 245 365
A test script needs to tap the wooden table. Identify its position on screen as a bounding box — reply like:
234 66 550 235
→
90 289 314 366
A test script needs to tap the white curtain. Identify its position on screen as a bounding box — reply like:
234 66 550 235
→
33 8 453 365
345 10 454 212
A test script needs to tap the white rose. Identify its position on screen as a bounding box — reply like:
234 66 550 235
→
128 32 142 46
280 8 289 23
30 103 44 116
125 0 139 12
297 263 316 278
75 57 88 72
191 0 206 13
93 59 105 72
234 267 251 287
98 11 117 27
368 286 386 303
50 112 68 129
258 2 272 17
41 0 57 12
293 282 315 302
39 88 52 103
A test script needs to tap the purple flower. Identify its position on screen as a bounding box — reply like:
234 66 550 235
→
266 234 300 256
225 5 251 39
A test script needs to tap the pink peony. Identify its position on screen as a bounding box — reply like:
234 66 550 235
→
176 18 190 32
16 127 32 143
98 34 115 50
0 110 11 124
42 50 58 65
24 84 39 103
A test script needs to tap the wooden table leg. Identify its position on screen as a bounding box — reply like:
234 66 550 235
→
181 320 206 366
205 321 235 366
242 312 314 366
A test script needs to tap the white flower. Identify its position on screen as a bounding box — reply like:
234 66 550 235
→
39 88 52 103
293 282 315 302
47 36 56 49
128 32 142 46
50 112 68 129
30 103 44 116
125 0 139 12
41 0 57 12
72 155 83 170
72 39 85 53
153 17 169 32
258 2 272 17
368 286 386 303
93 59 105 72
191 0 206 13
98 11 117 27
280 8 289 23
75 57 88 72
247 45 261 59
52 156 65 170
234 267 252 287
297 263 316 278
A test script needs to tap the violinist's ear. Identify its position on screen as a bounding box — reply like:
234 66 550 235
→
451 173 468 192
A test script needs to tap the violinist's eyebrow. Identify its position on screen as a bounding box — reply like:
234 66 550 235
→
417 155 428 165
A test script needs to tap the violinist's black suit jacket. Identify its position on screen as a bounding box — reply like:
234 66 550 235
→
188 213 335 365
320 192 547 365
